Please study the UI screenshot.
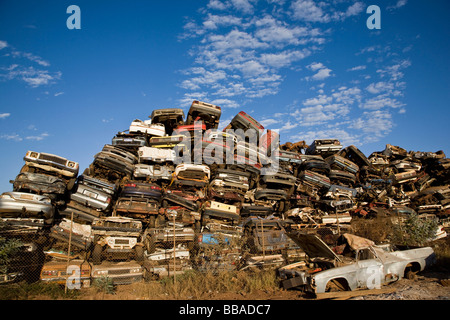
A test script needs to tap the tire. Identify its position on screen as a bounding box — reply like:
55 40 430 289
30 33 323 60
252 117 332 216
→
92 244 103 265
193 221 201 233
325 279 349 292
155 214 166 228
144 235 156 254
277 200 285 213
405 267 418 280
66 177 76 191
20 165 35 173
135 246 144 262
148 215 156 228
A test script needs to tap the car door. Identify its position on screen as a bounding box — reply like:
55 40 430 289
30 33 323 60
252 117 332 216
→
355 248 385 290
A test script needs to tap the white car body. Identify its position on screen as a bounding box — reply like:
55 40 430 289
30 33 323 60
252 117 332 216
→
129 119 166 136
279 232 436 294
138 146 176 163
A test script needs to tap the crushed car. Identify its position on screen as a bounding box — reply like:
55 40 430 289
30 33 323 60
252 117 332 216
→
0 191 55 225
113 181 163 227
22 151 79 190
91 216 146 264
185 100 221 130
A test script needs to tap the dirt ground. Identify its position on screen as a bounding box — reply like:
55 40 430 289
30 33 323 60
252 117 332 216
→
356 269 450 300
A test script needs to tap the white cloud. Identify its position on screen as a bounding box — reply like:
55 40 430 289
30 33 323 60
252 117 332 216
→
260 50 311 69
311 67 332 81
246 85 280 98
295 105 335 126
366 81 395 94
0 125 49 142
178 1 329 102
22 69 62 87
254 15 323 46
360 95 405 110
307 62 325 71
291 1 365 23
345 2 365 16
180 68 227 90
230 0 254 14
248 73 282 85
291 0 329 23
0 44 62 88
259 118 279 127
332 87 362 105
207 29 267 53
279 120 298 132
239 60 268 77
387 0 408 10
182 14 318 100
25 133 49 141
207 0 229 11
351 110 393 142
347 65 366 71
178 0 409 135
213 82 247 97
179 92 209 108
303 94 332 106
23 52 50 67
202 14 243 30
332 2 365 21
305 62 333 81
210 98 240 108
0 40 8 50
0 65 61 88
376 60 411 81
0 133 22 142
11 50 50 67
0 113 11 119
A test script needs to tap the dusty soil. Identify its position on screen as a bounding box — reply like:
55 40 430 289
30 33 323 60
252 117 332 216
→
357 269 450 300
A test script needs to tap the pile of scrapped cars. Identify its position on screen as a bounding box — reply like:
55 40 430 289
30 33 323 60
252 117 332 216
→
0 99 448 288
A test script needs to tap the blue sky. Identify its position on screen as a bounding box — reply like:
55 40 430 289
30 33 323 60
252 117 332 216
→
0 0 449 192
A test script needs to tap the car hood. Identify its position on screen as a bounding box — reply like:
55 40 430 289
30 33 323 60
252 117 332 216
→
287 231 342 262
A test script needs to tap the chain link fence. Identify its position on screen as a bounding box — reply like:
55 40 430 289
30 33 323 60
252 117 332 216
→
0 205 351 291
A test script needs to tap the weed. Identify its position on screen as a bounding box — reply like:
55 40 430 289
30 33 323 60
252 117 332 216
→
92 276 116 295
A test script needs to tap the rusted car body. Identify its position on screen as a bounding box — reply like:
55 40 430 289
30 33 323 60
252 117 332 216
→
91 216 145 264
242 217 289 254
22 151 79 190
186 100 221 130
11 172 67 197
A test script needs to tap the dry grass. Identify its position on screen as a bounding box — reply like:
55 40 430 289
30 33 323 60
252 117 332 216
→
350 216 395 243
431 235 450 270
125 269 280 300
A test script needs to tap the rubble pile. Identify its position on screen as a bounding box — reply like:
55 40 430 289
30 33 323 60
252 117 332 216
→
0 100 448 285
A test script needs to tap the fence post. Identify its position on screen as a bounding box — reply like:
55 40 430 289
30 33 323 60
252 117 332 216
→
261 219 265 259
173 211 176 290
65 211 74 294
